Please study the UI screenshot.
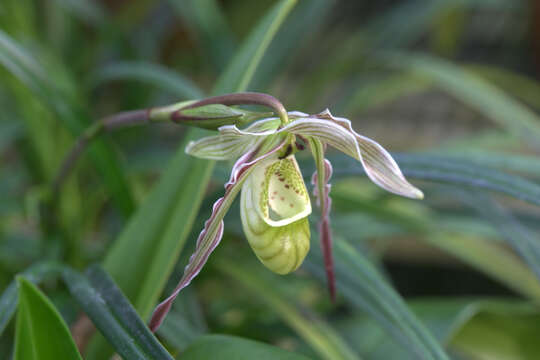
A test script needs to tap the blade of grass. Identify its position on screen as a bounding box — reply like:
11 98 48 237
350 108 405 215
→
91 61 204 99
328 153 540 207
0 30 134 215
467 64 540 110
62 266 173 360
0 262 65 335
343 73 431 115
423 150 540 178
168 0 236 72
337 299 540 359
213 0 297 94
53 0 106 26
216 257 360 360
181 334 312 360
326 180 540 303
424 233 540 303
249 0 332 91
15 277 82 360
307 239 449 360
381 52 540 148
457 190 540 282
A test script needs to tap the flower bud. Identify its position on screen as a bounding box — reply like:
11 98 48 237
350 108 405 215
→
150 102 272 130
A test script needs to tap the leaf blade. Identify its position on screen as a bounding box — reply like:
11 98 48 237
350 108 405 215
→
181 334 312 360
62 266 173 360
15 277 82 360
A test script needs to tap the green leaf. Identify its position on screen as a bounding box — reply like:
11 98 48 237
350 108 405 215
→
421 233 540 303
343 73 431 115
91 61 204 99
307 240 449 360
212 0 297 94
168 0 236 72
337 298 540 359
326 181 540 302
383 52 540 147
468 64 540 110
181 334 312 360
53 0 106 26
450 301 540 359
424 150 540 179
0 29 134 215
156 287 207 350
457 191 540 285
0 262 65 335
62 266 173 360
329 153 540 207
14 277 82 360
395 153 540 206
249 0 332 91
216 257 359 360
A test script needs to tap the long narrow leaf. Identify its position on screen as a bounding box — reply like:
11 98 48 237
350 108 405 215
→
62 266 173 360
327 185 540 303
458 191 540 282
0 30 134 214
307 240 449 360
181 334 312 360
383 52 540 147
168 0 236 72
216 257 359 360
0 262 65 335
213 0 297 94
92 61 204 99
15 277 82 360
328 153 540 206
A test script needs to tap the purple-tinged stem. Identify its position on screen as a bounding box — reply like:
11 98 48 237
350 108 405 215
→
312 156 336 302
172 92 289 125
320 216 336 302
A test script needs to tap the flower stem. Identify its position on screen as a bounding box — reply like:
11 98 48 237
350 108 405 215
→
172 92 289 125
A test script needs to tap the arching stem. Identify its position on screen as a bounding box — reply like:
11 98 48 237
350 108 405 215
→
52 93 289 197
172 92 289 126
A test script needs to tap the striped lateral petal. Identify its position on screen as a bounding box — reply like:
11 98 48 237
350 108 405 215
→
286 111 423 199
149 142 286 332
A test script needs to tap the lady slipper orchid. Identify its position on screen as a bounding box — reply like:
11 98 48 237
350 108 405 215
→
149 96 423 332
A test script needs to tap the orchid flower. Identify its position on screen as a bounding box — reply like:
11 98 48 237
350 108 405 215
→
148 93 423 332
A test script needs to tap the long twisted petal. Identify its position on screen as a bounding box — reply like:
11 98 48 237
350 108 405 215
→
149 141 285 332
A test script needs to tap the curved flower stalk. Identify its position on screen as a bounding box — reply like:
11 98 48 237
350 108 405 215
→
149 95 423 332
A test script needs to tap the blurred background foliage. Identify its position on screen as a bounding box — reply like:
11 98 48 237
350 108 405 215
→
1 0 540 359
